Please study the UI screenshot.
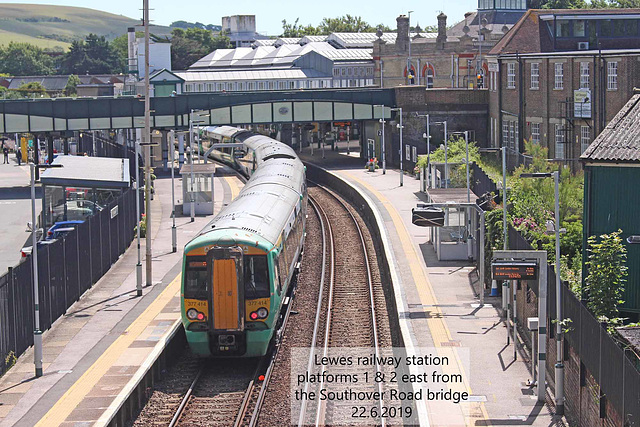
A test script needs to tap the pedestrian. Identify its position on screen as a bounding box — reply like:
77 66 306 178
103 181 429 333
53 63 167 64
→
16 146 21 166
2 145 8 164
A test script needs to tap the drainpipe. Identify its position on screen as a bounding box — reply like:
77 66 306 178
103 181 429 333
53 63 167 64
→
380 59 384 88
451 54 455 87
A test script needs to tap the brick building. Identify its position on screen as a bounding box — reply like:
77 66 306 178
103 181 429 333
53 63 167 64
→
486 8 640 167
373 1 526 89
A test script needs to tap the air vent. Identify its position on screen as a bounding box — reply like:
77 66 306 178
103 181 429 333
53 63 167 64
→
577 42 589 50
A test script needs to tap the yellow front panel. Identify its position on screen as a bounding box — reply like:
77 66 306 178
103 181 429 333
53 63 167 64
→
185 299 208 322
213 259 239 330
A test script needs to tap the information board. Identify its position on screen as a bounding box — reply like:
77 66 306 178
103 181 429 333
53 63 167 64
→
491 261 538 280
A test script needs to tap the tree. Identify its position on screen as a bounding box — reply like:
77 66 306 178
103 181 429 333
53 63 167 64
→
281 18 320 37
15 81 48 97
584 230 628 320
318 15 376 33
0 42 54 76
169 27 231 70
60 34 123 75
64 74 80 96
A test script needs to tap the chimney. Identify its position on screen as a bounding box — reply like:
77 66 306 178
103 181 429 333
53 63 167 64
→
437 12 447 48
127 27 136 75
396 15 409 51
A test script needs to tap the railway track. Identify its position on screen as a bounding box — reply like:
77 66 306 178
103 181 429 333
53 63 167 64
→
299 183 388 426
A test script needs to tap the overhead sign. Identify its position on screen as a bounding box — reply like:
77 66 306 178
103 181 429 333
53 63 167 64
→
574 88 591 118
333 121 351 127
491 261 538 280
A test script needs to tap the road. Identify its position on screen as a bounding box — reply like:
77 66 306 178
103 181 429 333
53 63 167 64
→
0 153 38 274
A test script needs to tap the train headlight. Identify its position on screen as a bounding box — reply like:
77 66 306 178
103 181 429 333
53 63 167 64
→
257 307 268 319
187 308 198 320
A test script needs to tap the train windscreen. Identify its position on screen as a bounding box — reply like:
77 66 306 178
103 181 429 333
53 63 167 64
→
244 255 270 299
185 257 208 299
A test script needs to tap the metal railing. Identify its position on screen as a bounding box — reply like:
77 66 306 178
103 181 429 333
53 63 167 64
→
0 188 142 377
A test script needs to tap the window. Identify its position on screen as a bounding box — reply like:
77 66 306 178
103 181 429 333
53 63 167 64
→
244 256 270 299
503 122 509 147
555 124 565 159
509 121 515 149
556 20 570 37
580 62 590 89
575 20 586 37
554 63 563 90
425 66 434 88
601 20 613 37
333 68 339 77
608 61 618 90
515 121 519 150
530 63 539 89
340 68 346 76
580 126 591 154
531 122 540 144
185 257 208 299
412 146 417 163
507 63 516 89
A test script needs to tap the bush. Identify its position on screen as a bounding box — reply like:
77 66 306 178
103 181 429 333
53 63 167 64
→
135 213 147 238
585 230 627 320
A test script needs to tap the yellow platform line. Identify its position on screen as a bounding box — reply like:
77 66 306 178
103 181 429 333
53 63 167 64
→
35 275 181 427
342 171 491 426
224 175 241 200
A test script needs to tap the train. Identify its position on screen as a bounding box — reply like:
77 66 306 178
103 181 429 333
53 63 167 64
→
181 126 307 358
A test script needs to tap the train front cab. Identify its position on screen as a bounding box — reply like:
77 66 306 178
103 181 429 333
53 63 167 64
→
183 245 274 358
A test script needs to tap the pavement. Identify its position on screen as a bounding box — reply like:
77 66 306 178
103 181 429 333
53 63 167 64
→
0 152 35 273
0 160 244 427
299 140 563 427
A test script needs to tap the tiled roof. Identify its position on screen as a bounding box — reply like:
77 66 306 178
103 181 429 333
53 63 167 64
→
581 93 640 163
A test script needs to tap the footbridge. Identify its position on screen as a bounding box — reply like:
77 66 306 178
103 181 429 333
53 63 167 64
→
0 88 395 133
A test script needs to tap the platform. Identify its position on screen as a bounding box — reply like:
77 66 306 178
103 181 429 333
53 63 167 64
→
299 143 558 426
0 165 244 427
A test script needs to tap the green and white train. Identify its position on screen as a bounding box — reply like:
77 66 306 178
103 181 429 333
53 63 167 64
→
181 126 307 357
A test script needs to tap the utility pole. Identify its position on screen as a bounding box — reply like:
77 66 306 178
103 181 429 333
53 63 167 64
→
143 0 152 287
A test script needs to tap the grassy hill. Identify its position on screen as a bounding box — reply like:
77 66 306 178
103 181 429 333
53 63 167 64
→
0 3 171 50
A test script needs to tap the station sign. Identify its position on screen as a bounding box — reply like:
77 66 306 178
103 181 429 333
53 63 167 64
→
333 121 351 127
491 261 538 280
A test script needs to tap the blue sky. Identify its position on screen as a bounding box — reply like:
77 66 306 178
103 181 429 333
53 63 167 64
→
5 0 480 35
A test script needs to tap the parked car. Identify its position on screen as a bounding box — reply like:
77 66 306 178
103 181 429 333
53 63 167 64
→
20 239 56 258
45 220 83 240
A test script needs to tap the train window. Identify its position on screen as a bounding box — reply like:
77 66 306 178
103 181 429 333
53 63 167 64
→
274 259 282 295
244 255 270 299
185 257 208 299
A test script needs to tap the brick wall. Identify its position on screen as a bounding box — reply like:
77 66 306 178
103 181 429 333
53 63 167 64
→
385 87 488 172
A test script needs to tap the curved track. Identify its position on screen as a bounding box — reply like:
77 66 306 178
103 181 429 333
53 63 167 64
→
298 183 387 427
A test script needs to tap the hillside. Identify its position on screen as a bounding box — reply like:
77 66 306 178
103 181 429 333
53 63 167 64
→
0 3 171 50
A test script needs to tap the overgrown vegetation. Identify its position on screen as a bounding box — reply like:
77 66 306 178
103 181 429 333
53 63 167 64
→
415 136 480 187
585 230 628 321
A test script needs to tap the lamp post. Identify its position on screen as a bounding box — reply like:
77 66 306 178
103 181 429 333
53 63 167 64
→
520 170 564 416
374 104 386 174
430 121 448 188
135 139 142 296
169 130 177 253
30 162 63 377
143 0 152 288
416 114 430 187
390 107 403 186
407 11 414 85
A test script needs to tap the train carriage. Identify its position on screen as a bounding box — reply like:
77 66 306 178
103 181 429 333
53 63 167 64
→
181 127 307 357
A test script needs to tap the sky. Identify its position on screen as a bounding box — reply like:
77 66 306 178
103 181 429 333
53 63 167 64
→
1 0 480 35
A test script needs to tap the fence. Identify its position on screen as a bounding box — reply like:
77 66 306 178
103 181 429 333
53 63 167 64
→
507 226 640 424
0 188 141 377
471 163 496 199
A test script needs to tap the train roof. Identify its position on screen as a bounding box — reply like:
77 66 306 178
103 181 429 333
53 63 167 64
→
194 157 305 247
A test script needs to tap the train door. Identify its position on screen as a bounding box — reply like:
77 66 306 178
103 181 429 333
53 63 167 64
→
208 248 244 331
